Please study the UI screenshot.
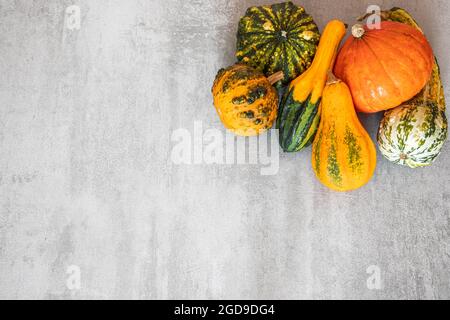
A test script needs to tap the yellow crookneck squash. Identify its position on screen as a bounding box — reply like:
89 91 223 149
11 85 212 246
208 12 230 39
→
277 20 347 152
312 72 377 192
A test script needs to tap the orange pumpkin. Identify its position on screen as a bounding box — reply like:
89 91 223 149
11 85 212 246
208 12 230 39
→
334 21 434 113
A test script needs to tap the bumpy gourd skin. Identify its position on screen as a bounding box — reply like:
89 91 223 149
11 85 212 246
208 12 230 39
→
236 1 320 87
212 64 278 136
312 76 377 192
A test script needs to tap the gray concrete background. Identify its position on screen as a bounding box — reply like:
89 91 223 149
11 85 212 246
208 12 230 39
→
0 0 449 300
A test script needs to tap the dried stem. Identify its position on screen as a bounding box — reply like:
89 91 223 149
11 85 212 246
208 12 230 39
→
326 70 341 85
351 24 366 38
267 71 284 85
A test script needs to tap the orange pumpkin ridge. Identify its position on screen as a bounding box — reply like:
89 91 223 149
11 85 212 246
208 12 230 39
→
334 21 434 113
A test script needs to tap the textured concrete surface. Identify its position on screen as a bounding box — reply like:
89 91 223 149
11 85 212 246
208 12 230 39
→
0 0 449 300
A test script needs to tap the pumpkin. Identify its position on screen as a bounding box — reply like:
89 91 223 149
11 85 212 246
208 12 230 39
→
312 72 377 192
334 21 434 113
376 7 448 168
375 7 446 112
212 64 284 136
277 20 346 152
236 1 320 88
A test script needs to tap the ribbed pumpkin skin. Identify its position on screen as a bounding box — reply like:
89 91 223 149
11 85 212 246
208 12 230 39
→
236 1 320 87
212 64 278 136
334 21 434 113
312 78 377 192
377 7 448 168
382 7 446 112
277 20 346 152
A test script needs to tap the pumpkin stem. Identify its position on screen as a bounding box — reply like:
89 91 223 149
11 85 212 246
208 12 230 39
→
267 71 284 85
351 24 366 38
326 70 340 85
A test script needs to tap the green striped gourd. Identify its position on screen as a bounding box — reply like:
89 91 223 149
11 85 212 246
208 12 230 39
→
277 20 347 152
236 2 320 88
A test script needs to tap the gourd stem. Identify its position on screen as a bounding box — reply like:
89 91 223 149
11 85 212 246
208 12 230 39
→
352 24 366 38
326 70 340 85
267 71 284 85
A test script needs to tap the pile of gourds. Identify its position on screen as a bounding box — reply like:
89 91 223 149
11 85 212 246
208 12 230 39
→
212 2 448 192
